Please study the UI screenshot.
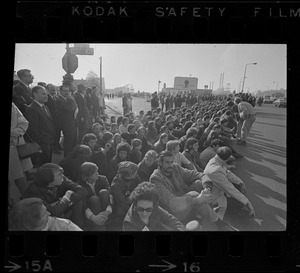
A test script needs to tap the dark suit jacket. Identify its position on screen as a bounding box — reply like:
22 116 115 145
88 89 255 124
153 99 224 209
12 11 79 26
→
25 101 56 145
44 94 57 120
13 81 33 114
74 92 92 129
56 95 77 131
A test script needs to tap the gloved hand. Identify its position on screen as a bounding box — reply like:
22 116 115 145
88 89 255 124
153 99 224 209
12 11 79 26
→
64 190 74 200
90 213 109 225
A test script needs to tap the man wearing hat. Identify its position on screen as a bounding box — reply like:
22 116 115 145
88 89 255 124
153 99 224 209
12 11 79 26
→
234 96 256 144
110 161 141 230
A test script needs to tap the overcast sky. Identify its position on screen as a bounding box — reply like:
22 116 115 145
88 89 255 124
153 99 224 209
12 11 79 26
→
14 43 286 93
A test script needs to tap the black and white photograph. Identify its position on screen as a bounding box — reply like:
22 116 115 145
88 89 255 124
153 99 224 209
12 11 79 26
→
9 43 286 232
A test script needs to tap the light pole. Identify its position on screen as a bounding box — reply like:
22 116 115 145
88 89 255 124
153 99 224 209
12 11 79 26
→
241 62 257 93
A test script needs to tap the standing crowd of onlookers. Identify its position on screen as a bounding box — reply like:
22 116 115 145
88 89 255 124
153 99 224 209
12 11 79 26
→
9 69 257 231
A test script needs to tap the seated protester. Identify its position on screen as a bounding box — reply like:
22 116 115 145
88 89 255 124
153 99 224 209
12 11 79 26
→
198 122 217 153
203 147 255 219
82 133 110 180
133 119 142 131
130 138 143 164
110 123 120 135
149 151 237 231
9 197 82 231
166 140 196 171
221 110 237 135
92 122 105 150
121 124 137 145
123 182 186 231
220 118 235 138
108 142 131 183
78 162 113 231
182 138 203 172
99 131 114 149
23 163 88 229
137 150 158 182
199 139 235 170
119 117 130 134
166 120 182 139
110 161 141 230
203 124 221 148
204 124 243 159
159 125 177 141
145 120 158 145
179 127 198 153
107 133 122 163
59 145 92 182
153 133 168 155
136 126 153 158
116 116 123 128
154 117 163 133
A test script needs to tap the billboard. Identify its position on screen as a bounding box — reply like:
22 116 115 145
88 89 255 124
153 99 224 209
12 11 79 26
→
174 77 198 90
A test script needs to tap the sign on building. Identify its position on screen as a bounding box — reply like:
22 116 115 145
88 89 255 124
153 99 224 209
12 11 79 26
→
174 77 198 90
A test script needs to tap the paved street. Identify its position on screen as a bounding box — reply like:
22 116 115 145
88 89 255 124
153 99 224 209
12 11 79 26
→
51 97 286 231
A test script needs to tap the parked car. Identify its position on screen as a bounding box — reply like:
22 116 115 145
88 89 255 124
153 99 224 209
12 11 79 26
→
263 95 273 104
274 97 287 107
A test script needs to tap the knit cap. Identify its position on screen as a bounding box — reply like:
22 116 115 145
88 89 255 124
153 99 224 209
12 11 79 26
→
117 161 138 178
131 138 142 148
102 132 113 143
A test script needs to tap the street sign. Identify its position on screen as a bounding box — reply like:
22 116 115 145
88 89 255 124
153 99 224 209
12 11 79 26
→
62 53 78 73
70 47 94 55
74 43 90 48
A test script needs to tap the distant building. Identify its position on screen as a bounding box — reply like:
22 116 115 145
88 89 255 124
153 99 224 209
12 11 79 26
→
161 76 212 96
73 77 105 92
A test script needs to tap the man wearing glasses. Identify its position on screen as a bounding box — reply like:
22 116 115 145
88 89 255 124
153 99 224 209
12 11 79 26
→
13 69 34 114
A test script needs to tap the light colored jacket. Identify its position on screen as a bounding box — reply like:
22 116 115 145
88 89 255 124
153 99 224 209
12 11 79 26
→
11 102 28 146
203 155 249 205
238 101 255 119
150 163 203 220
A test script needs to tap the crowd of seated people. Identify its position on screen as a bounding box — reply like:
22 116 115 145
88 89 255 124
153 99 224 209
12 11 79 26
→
9 80 257 231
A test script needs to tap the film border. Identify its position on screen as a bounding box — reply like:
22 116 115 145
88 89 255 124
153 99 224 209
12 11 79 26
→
5 1 300 272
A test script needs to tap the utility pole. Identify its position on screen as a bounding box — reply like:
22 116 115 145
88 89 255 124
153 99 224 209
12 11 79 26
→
99 56 102 94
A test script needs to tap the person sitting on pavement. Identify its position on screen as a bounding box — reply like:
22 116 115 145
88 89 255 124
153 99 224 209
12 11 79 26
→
108 142 131 183
179 127 198 153
136 126 153 158
234 97 256 145
203 146 255 219
137 150 158 182
130 138 143 164
78 162 113 231
153 132 168 155
199 139 236 170
110 161 142 230
182 137 203 172
121 124 137 145
166 140 196 171
123 182 186 231
149 151 238 231
59 144 92 183
145 120 159 145
9 197 82 231
22 163 88 229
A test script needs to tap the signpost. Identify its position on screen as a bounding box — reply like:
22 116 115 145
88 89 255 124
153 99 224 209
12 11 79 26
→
61 43 94 86
62 52 78 73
